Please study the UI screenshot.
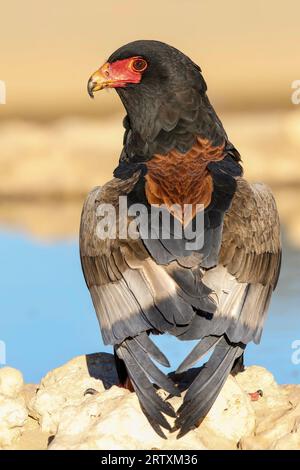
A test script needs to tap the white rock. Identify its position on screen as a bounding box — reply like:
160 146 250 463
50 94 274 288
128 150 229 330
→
0 395 28 448
236 366 291 432
30 353 118 434
237 367 300 450
0 367 28 448
31 353 254 450
49 387 161 450
199 375 255 445
281 384 300 407
271 428 300 450
49 386 209 450
235 366 288 409
255 403 300 449
0 367 24 398
13 355 299 450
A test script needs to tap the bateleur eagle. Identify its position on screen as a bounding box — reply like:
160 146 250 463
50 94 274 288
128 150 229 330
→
81 40 281 437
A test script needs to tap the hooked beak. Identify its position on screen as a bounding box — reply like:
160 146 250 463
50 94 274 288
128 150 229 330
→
87 63 111 98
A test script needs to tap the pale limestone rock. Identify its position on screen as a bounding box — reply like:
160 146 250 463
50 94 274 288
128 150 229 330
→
237 367 300 450
161 431 208 451
253 403 300 449
30 354 253 450
0 367 28 448
269 413 300 450
271 432 300 450
5 356 300 450
270 416 300 450
0 392 28 448
49 385 209 450
239 436 266 451
281 384 300 407
236 366 291 428
49 387 163 450
9 416 50 450
235 366 289 409
23 384 38 410
199 375 255 445
30 353 118 434
0 367 24 398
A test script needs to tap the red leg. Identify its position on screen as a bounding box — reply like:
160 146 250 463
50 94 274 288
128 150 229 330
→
118 376 134 392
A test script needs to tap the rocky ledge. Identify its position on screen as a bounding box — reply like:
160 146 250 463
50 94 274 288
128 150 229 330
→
0 353 299 450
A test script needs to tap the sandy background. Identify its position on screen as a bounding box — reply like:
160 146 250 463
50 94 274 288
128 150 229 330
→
0 0 300 244
1 0 300 118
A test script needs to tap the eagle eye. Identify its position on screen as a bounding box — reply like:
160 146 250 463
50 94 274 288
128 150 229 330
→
131 58 148 73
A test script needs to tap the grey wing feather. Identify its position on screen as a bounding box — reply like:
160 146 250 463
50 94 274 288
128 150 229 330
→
204 178 281 345
220 179 281 286
176 338 244 437
178 178 281 346
80 176 281 436
79 176 210 434
176 178 281 434
79 177 215 346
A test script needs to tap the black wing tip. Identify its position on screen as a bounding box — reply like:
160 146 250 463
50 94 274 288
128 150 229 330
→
162 357 171 368
136 333 171 368
176 427 192 439
161 379 181 397
177 402 186 415
175 363 189 374
176 336 222 374
166 384 181 398
143 410 169 439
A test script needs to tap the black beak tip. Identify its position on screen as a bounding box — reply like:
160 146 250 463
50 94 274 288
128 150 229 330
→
87 79 94 99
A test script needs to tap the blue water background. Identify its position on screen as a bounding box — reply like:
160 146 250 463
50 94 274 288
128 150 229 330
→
0 229 299 384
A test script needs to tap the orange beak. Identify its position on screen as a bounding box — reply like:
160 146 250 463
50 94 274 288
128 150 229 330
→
87 63 111 98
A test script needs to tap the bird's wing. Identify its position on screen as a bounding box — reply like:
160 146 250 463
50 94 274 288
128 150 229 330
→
80 173 217 436
176 178 281 435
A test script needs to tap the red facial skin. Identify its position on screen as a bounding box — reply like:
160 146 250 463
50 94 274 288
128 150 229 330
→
99 56 146 89
88 56 147 96
106 57 144 87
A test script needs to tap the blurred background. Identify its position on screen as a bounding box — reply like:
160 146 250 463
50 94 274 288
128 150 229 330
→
0 0 299 384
